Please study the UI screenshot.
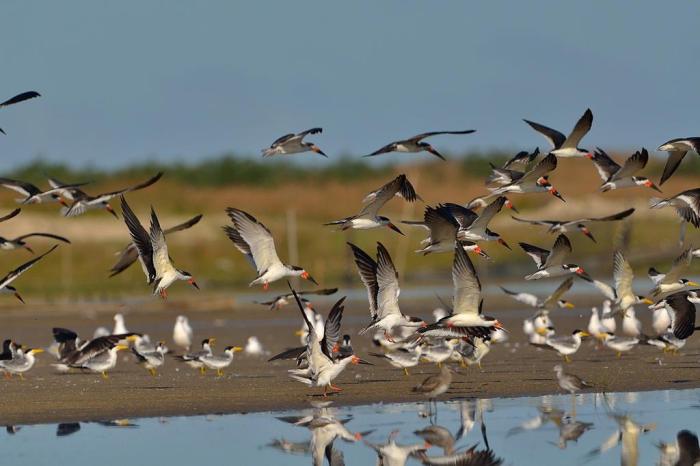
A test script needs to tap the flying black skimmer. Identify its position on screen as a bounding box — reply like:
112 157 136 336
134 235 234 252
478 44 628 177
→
286 290 370 396
173 315 193 351
600 332 638 357
53 333 137 378
196 345 243 377
224 208 317 289
657 137 700 185
121 196 199 298
401 203 489 257
62 172 163 218
0 91 41 135
590 148 660 192
417 447 503 466
325 174 421 234
109 214 202 277
487 153 565 201
255 288 338 311
486 148 540 186
418 245 504 339
0 232 70 253
519 234 591 281
0 347 44 379
524 108 593 158
132 341 167 376
546 330 589 362
364 430 428 466
554 364 591 395
261 127 327 157
0 245 58 303
348 242 426 339
502 276 575 310
0 177 85 206
650 187 700 229
364 130 475 161
655 291 699 341
455 196 511 250
176 338 216 374
648 249 698 299
511 208 634 242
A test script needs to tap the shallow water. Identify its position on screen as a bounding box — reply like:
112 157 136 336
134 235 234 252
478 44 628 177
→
4 389 699 465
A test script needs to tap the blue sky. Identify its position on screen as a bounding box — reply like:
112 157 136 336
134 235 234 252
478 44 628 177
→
1 1 698 169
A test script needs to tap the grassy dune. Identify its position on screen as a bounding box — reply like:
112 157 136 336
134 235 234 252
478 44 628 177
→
0 152 698 302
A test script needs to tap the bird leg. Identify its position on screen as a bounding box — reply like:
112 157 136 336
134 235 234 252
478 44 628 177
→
159 288 168 300
148 368 157 377
102 371 109 379
217 369 224 377
383 331 396 343
263 282 269 291
616 352 622 358
437 362 442 369
404 368 410 376
199 366 206 376
3 372 10 379
18 373 24 381
564 355 571 363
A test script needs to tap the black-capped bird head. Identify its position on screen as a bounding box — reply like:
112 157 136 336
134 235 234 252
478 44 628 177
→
633 177 662 192
557 300 575 309
576 224 596 242
5 285 24 304
307 143 327 157
378 216 404 236
179 270 199 290
103 202 118 218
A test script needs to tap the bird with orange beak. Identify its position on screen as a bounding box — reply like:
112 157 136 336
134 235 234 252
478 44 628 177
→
325 174 421 235
261 127 327 158
224 208 317 290
0 245 58 304
120 196 199 299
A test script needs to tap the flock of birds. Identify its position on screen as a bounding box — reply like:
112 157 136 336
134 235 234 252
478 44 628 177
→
2 90 700 460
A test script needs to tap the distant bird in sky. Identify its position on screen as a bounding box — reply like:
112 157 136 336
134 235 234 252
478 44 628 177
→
524 108 593 158
511 208 634 243
364 129 475 161
262 127 327 158
120 196 199 299
657 137 700 185
224 208 317 289
0 91 41 135
62 172 163 218
109 214 202 277
325 174 421 234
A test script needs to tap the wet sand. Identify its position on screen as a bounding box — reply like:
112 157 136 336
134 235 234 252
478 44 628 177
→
1 297 699 426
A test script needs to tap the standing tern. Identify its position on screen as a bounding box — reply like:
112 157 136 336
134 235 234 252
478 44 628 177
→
590 148 661 192
255 288 338 311
418 245 504 339
121 196 199 298
224 208 317 289
0 348 44 379
113 313 128 334
657 137 700 185
369 344 423 376
0 91 41 135
262 127 327 157
511 208 634 242
176 338 215 374
600 332 638 357
349 242 426 339
519 234 591 281
0 245 58 303
524 108 593 158
173 315 193 351
0 178 86 206
54 334 137 378
325 174 421 234
132 341 167 376
545 330 589 362
487 153 565 201
62 172 163 217
0 232 70 253
197 345 243 376
109 214 202 277
364 129 475 161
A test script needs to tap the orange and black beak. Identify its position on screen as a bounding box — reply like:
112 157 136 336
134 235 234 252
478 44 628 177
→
14 292 24 304
188 278 199 290
426 146 446 161
585 152 594 160
504 198 519 214
549 188 566 202
493 320 506 331
497 238 511 250
300 271 318 286
579 226 596 243
105 204 118 218
311 145 328 158
644 180 662 192
57 197 69 208
575 267 593 282
351 355 373 365
387 222 405 236
23 245 34 255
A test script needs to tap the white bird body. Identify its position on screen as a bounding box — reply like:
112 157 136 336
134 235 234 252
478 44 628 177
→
622 309 641 337
173 315 193 350
113 313 128 335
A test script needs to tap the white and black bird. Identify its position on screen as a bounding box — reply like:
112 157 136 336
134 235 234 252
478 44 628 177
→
0 177 85 206
325 174 421 234
0 347 44 379
455 196 511 250
176 338 216 374
53 333 136 378
224 208 317 290
0 232 70 253
62 172 163 218
546 330 590 362
524 108 593 158
0 91 41 135
657 137 700 185
109 214 202 277
262 128 327 158
650 188 700 228
657 291 699 341
590 148 661 192
511 208 634 243
0 245 58 303
501 277 575 310
255 288 338 311
132 341 167 376
364 130 476 161
649 249 698 299
120 196 199 298
486 147 540 186
519 234 591 281
487 153 565 201
349 242 426 338
418 245 504 339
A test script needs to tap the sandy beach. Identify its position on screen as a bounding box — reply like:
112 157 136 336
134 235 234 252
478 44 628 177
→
1 295 698 426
